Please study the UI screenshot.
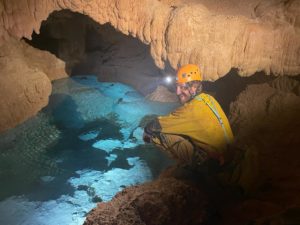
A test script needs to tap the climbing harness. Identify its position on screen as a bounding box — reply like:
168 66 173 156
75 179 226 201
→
148 93 231 165
152 132 208 165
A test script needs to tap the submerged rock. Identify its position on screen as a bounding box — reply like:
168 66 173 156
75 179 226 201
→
146 85 178 103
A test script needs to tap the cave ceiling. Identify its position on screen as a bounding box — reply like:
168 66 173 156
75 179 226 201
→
1 0 299 80
0 0 300 132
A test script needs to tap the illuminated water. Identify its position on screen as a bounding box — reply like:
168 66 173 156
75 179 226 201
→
0 76 178 225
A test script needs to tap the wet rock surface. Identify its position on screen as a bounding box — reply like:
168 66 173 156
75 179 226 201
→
84 176 208 225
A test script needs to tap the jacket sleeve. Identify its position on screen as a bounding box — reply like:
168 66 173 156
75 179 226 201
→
157 102 197 136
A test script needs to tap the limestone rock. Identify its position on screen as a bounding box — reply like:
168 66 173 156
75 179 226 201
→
269 76 300 94
32 10 88 73
146 85 178 102
28 11 163 95
0 39 66 132
0 0 299 130
0 0 299 80
229 77 300 204
20 40 67 81
84 177 207 225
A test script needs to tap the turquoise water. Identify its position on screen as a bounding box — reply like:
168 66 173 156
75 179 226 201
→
0 76 177 225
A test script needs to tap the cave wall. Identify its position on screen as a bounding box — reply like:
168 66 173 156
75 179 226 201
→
1 0 300 78
28 10 89 74
229 76 300 196
0 1 299 223
0 39 66 132
26 10 164 95
0 0 299 129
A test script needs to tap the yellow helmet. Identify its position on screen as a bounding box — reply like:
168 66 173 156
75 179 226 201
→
176 64 202 84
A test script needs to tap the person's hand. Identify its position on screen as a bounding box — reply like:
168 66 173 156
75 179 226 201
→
143 132 151 143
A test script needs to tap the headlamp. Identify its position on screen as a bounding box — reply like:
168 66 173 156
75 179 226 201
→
164 75 174 85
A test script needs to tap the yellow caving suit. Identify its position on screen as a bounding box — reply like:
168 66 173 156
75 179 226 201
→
146 93 234 165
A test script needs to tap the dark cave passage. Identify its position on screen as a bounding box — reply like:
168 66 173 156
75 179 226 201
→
24 9 290 116
25 9 164 95
25 9 280 109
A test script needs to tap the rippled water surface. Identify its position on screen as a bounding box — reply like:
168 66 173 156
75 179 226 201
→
0 76 177 225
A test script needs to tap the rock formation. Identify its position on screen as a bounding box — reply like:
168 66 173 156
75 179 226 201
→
27 10 167 95
0 1 300 224
1 0 299 78
0 0 300 131
0 39 66 132
229 76 300 197
84 175 209 225
146 85 178 102
221 76 300 225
